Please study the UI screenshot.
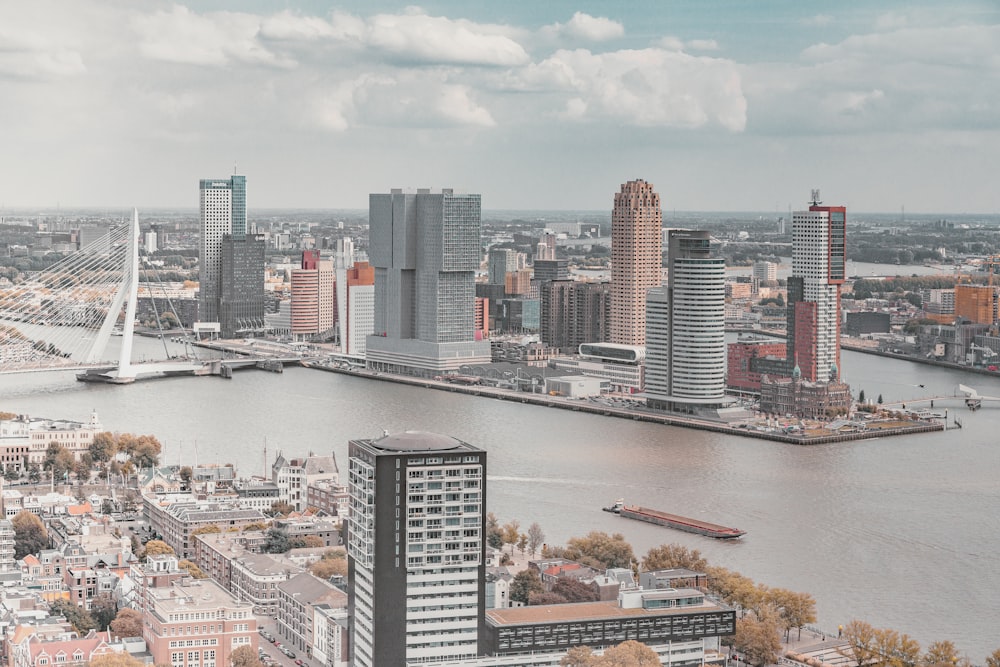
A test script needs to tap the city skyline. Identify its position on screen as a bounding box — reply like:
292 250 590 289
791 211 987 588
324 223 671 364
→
1 1 998 214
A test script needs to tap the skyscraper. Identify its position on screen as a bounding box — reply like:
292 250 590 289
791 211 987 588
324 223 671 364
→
611 179 663 345
219 234 265 338
347 431 487 667
645 230 726 412
198 173 247 326
365 188 491 374
291 250 335 341
789 191 846 382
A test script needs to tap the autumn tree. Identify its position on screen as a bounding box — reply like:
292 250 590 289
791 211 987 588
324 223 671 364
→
561 646 597 666
510 568 545 604
563 531 635 570
301 535 325 548
90 432 118 463
230 645 263 667
179 466 193 487
924 641 960 667
242 522 268 532
310 549 348 579
191 524 221 536
501 519 521 555
874 628 920 667
641 543 708 573
43 442 76 480
91 593 118 630
840 620 878 667
733 608 782 667
12 510 48 558
527 522 545 556
985 649 1000 667
178 559 209 579
143 540 175 558
269 500 294 517
110 608 143 638
530 591 568 605
595 640 660 666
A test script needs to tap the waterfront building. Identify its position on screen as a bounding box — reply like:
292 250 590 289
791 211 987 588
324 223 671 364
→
752 261 778 283
0 411 102 473
548 343 645 393
198 173 246 327
726 336 788 394
341 261 375 356
954 284 995 325
844 312 891 337
291 250 335 341
219 234 266 338
759 370 852 419
133 554 256 667
366 189 491 375
539 280 610 352
611 179 663 346
347 431 487 666
645 230 727 413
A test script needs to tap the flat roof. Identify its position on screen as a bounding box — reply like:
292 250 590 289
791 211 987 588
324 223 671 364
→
486 597 724 626
371 431 465 452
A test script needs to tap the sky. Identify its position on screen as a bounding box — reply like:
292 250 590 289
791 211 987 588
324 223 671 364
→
1 1 998 214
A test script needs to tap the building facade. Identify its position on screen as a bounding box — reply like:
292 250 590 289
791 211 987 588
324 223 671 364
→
726 336 788 394
539 280 610 352
343 262 375 356
611 180 662 346
366 189 491 374
954 284 995 325
219 234 265 338
290 250 335 341
347 431 487 667
198 174 246 326
645 231 727 412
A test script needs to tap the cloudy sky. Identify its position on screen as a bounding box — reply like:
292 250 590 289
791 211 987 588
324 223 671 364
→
1 1 998 213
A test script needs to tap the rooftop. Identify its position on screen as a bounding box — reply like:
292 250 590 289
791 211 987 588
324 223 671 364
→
371 431 464 452
486 594 724 627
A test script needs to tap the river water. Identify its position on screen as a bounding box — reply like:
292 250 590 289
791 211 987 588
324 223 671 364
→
1 339 998 658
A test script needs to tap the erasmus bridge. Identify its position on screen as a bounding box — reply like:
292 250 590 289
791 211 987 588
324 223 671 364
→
0 209 217 383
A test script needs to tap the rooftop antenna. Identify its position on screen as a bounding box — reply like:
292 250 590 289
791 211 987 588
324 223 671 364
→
810 189 822 206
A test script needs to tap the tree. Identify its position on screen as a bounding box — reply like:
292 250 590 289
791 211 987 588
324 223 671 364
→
841 620 878 667
529 591 568 605
878 394 884 404
517 533 528 554
510 568 544 604
301 535 325 548
91 593 118 631
780 591 817 641
110 608 143 638
310 555 348 580
143 540 175 558
191 524 221 536
924 641 959 667
641 543 708 573
28 463 40 484
263 527 292 553
985 649 1000 667
552 577 599 603
230 645 263 667
563 531 635 570
179 466 193 487
501 519 521 555
89 432 117 463
269 500 294 517
733 609 782 667
874 628 920 667
178 559 209 579
242 522 268 532
43 442 76 481
89 655 146 667
858 389 866 403
12 510 48 559
595 640 661 666
527 522 545 556
49 599 96 634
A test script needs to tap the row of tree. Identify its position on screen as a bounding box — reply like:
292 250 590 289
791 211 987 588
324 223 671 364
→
841 620 1000 667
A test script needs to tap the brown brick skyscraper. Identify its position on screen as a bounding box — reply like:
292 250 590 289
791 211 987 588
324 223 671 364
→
611 179 662 345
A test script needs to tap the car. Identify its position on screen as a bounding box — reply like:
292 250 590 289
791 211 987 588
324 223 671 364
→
294 661 303 666
284 649 296 659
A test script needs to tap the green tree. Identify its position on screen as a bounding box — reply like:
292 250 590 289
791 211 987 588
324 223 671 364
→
263 527 292 553
510 568 544 604
43 442 76 481
91 592 118 630
563 531 635 570
551 577 599 603
49 598 96 634
858 389 866 403
28 463 40 484
12 510 48 559
110 608 143 638
179 466 193 487
878 394 884 405
641 543 708 572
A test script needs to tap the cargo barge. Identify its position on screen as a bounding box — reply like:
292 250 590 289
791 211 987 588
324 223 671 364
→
603 499 745 539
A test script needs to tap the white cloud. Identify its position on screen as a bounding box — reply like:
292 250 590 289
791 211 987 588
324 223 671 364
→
656 36 719 52
687 39 719 51
544 12 625 42
132 5 296 68
802 14 834 27
0 28 85 80
366 11 529 66
515 48 746 131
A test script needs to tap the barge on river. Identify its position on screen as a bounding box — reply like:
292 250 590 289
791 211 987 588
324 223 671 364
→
603 499 745 540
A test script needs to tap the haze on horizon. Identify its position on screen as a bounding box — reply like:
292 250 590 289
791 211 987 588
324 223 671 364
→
1 0 998 214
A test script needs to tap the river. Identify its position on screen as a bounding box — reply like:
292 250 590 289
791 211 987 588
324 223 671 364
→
1 342 998 659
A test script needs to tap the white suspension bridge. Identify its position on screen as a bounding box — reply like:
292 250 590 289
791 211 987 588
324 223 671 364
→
0 209 295 383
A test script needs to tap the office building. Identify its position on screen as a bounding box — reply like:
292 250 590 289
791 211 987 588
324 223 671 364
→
198 174 246 326
291 250 335 341
752 261 777 283
366 189 491 374
488 248 519 286
536 232 557 261
645 231 727 412
347 431 487 666
219 234 265 338
611 179 662 345
341 261 376 355
726 336 788 394
539 280 610 352
532 258 569 284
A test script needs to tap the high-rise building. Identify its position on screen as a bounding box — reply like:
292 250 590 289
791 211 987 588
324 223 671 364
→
539 280 610 352
611 179 663 345
219 234 265 338
347 431 487 667
535 231 557 261
789 192 846 382
343 261 375 356
488 248 518 286
291 250 335 341
532 258 569 284
752 260 777 283
645 230 726 412
954 284 995 325
198 174 246 326
365 188 491 374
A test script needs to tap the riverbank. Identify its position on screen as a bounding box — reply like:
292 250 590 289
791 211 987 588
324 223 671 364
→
304 361 943 445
